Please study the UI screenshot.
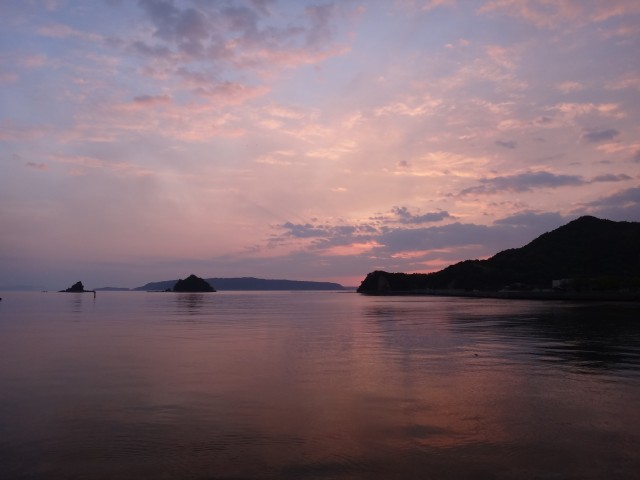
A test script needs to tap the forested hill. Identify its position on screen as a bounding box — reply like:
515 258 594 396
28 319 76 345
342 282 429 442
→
134 277 345 291
357 216 640 294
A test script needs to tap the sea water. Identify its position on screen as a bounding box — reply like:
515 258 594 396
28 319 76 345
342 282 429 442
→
1 291 639 479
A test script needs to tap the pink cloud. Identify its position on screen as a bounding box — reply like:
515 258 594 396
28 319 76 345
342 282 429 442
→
37 23 102 42
134 0 353 67
477 0 579 28
49 154 154 177
549 102 625 122
590 1 640 22
478 0 640 28
21 54 47 68
555 81 585 93
229 43 351 72
69 92 249 143
400 0 456 12
193 81 269 103
0 73 18 84
607 73 640 91
0 121 49 141
133 94 172 106
111 94 173 112
375 95 443 117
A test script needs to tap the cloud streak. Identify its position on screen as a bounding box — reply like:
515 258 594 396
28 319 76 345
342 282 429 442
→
392 207 452 224
582 128 620 143
460 171 585 195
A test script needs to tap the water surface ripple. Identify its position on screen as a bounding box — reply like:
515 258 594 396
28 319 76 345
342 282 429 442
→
1 291 639 479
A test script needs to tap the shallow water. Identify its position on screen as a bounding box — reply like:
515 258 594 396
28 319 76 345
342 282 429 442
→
1 291 639 479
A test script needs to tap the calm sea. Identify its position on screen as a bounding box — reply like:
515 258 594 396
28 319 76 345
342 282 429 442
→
1 291 639 479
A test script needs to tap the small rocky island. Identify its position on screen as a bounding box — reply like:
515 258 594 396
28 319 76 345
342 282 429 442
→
173 274 215 292
60 281 95 293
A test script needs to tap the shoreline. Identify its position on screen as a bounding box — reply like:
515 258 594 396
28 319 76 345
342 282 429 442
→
358 289 640 302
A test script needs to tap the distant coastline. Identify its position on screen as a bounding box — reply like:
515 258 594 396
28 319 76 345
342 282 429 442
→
133 277 346 292
3 277 347 293
76 277 346 292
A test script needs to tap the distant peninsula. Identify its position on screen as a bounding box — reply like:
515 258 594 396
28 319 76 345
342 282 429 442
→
357 216 640 300
133 277 346 292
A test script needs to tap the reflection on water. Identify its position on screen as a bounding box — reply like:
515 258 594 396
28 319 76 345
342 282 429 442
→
446 301 640 374
174 292 209 316
0 292 639 479
66 291 96 314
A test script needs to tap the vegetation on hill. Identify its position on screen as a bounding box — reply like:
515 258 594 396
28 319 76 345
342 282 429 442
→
357 216 640 294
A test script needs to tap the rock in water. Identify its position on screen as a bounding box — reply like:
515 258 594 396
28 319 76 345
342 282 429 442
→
61 281 87 292
173 274 215 292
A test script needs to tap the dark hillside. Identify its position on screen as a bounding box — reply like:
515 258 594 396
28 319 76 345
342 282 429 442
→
358 216 640 294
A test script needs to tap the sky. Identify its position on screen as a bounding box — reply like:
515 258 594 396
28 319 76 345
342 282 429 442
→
1 0 639 289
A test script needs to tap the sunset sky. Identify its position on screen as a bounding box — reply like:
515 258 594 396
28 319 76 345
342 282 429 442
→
1 0 639 289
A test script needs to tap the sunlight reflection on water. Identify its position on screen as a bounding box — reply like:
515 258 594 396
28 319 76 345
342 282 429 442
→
0 291 639 479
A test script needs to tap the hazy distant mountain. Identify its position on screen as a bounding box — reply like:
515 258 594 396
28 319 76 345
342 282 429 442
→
134 277 345 291
0 285 47 292
132 280 175 291
206 278 345 291
358 216 640 294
